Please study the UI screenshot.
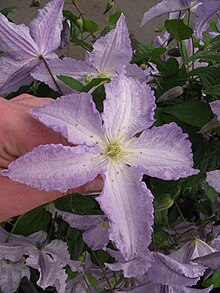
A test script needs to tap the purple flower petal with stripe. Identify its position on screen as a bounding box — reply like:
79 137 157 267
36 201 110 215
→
210 100 220 121
2 75 197 276
0 0 64 95
141 0 199 27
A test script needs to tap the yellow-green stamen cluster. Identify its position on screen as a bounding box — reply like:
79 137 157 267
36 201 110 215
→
106 141 122 159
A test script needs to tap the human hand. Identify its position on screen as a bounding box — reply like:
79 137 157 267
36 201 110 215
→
0 94 103 222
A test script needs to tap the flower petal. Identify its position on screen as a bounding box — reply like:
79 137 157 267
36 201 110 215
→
141 0 193 27
210 100 220 121
32 94 104 146
97 163 154 263
193 251 220 270
0 259 30 293
147 252 206 287
107 249 153 278
0 14 38 58
127 122 198 180
0 56 38 96
88 14 132 74
194 0 220 39
206 170 220 193
102 75 155 140
31 57 96 94
2 144 102 192
29 0 64 56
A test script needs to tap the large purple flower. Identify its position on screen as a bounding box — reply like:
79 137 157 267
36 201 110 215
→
0 0 64 95
32 14 148 94
2 75 198 276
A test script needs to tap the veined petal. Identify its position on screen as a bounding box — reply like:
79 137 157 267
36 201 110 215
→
102 75 155 140
141 0 194 27
148 252 206 287
193 251 220 270
2 144 102 192
88 14 132 74
32 94 104 146
29 0 64 56
97 163 154 262
210 100 220 121
206 170 220 193
194 0 220 39
0 56 38 96
0 14 38 58
31 57 97 94
107 249 153 278
117 63 151 83
127 123 198 180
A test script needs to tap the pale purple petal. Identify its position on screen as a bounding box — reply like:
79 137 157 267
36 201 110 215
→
97 163 154 265
0 259 30 293
83 222 109 250
193 251 220 269
31 252 67 291
207 170 220 193
195 0 220 39
2 144 102 192
0 14 38 58
31 57 96 94
29 0 64 56
107 249 153 278
141 0 195 27
210 100 220 121
127 122 199 180
171 239 216 263
102 75 155 140
0 56 38 96
147 252 206 287
117 63 151 83
32 94 104 146
0 244 25 262
88 14 132 75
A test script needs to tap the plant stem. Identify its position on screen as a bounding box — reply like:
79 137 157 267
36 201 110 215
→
39 56 64 96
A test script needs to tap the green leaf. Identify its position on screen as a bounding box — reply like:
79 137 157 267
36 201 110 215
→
63 10 80 38
83 19 98 33
154 195 174 211
157 58 179 77
189 51 220 62
0 6 18 17
58 75 83 92
203 181 219 203
82 77 110 92
203 269 220 288
161 100 213 128
190 66 220 89
165 19 193 41
71 37 93 51
12 206 51 236
100 11 122 36
205 84 220 98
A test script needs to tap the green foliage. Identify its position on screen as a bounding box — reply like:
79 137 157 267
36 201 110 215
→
165 19 193 41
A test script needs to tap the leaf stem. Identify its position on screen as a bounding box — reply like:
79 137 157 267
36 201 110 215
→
39 56 64 96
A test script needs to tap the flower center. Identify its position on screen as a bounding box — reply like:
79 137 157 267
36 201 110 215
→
97 72 109 79
106 141 122 159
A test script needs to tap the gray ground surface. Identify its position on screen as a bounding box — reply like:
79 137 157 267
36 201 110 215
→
0 0 163 58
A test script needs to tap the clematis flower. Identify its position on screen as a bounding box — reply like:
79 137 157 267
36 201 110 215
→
0 228 80 292
0 0 64 96
2 75 198 276
31 14 148 94
50 206 110 250
206 100 220 192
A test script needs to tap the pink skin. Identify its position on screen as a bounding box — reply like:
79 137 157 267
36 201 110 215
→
0 94 103 222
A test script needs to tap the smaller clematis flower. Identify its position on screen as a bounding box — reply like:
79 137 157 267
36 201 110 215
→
0 228 80 292
2 75 198 276
0 0 64 95
205 100 220 193
32 14 149 94
50 206 110 250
